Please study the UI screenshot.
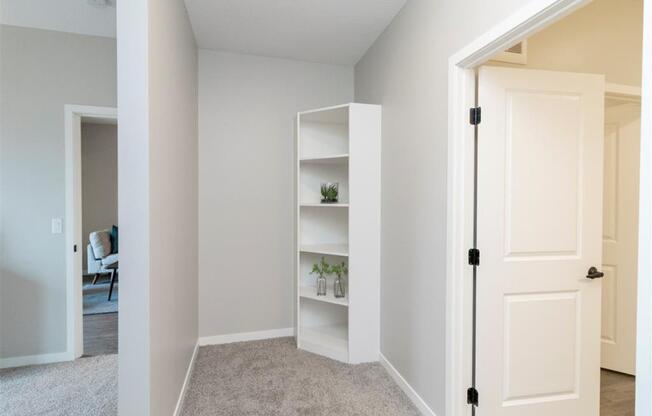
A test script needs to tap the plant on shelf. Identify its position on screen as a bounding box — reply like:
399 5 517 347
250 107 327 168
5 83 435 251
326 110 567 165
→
330 261 348 298
310 257 331 296
320 182 339 203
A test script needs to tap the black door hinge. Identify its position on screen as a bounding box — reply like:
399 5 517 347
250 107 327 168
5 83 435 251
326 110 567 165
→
74 244 78 253
470 107 481 125
468 248 480 266
467 387 479 406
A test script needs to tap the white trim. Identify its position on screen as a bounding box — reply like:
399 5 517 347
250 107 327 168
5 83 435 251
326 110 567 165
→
198 327 295 346
636 0 652 412
65 104 117 361
445 1 596 416
173 342 199 416
606 82 642 97
0 351 71 369
379 353 436 416
605 82 642 101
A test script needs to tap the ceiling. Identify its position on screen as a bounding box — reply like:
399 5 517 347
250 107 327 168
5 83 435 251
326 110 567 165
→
184 0 407 65
0 0 116 38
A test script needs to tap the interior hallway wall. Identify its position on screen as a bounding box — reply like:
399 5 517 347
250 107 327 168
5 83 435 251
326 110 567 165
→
117 0 198 414
353 0 542 413
0 25 116 361
198 50 353 338
81 123 118 272
493 0 643 86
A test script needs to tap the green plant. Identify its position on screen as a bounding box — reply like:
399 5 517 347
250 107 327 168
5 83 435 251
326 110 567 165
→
310 257 331 278
320 183 339 203
330 261 348 279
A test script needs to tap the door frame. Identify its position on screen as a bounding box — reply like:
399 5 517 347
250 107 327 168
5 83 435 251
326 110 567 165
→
444 0 652 415
64 104 118 360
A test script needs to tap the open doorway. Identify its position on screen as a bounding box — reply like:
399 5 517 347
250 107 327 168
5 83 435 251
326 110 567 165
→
445 0 647 415
65 105 118 360
80 119 119 356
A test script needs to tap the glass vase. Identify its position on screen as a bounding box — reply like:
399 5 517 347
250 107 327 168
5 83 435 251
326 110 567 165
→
334 276 345 298
320 182 339 203
317 275 327 296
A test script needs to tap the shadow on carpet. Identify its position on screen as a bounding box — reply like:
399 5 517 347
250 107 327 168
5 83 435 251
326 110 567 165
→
0 355 117 416
181 337 420 416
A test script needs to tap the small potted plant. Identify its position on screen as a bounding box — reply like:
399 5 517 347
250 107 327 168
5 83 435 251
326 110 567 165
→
320 182 339 203
330 261 348 298
310 257 330 296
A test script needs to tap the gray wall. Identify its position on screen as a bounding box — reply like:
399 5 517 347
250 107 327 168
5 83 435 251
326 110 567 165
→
117 0 199 414
354 0 530 412
81 123 118 271
148 0 198 414
198 50 353 338
0 25 116 359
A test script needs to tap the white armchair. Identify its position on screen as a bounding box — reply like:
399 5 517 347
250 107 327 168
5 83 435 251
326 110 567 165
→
87 229 119 300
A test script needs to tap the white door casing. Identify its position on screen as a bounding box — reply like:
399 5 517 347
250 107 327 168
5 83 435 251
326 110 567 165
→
476 67 604 415
601 99 640 375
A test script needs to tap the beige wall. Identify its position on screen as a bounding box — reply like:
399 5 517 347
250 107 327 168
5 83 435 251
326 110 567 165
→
117 0 199 414
198 50 353 338
354 0 533 412
493 0 643 86
0 25 116 360
81 123 118 271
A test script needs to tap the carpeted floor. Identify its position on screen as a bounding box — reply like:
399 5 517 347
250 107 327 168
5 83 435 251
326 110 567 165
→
0 355 118 416
180 337 420 416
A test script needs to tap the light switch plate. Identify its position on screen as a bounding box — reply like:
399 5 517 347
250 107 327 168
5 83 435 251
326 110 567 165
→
51 218 63 234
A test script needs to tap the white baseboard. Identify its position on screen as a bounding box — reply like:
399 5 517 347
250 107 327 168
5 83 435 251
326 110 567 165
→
380 353 437 416
198 327 294 346
173 342 199 416
0 351 72 369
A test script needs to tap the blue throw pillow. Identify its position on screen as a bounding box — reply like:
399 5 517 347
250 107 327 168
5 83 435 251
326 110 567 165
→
110 225 119 254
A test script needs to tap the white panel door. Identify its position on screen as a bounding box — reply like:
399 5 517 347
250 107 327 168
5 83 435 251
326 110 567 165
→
601 100 640 375
476 66 604 416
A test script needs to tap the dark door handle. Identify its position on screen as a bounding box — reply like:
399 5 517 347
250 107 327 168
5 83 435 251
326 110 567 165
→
586 267 604 279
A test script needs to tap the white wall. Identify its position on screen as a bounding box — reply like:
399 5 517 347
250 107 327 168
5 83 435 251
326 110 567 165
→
198 50 353 338
0 25 116 360
116 0 150 411
81 122 118 271
117 0 198 414
492 0 643 86
354 0 534 412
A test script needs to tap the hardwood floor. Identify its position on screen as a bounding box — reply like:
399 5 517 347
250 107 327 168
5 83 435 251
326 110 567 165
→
83 312 118 356
601 369 635 416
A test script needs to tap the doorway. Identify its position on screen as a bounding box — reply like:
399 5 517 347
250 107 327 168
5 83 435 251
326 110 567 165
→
80 119 119 356
65 105 118 359
445 0 650 415
472 66 640 415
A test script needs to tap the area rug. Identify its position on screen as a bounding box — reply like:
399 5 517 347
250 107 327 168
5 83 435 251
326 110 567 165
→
83 280 118 315
0 355 118 416
181 337 420 416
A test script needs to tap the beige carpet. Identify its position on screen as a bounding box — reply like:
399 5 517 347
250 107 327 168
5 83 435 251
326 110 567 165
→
0 355 118 416
181 337 420 416
1 339 418 416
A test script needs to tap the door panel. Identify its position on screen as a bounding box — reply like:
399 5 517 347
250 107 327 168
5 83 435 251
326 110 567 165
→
601 100 640 375
477 66 604 416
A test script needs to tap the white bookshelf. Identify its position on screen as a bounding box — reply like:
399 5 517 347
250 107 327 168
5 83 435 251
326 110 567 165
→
295 103 381 364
